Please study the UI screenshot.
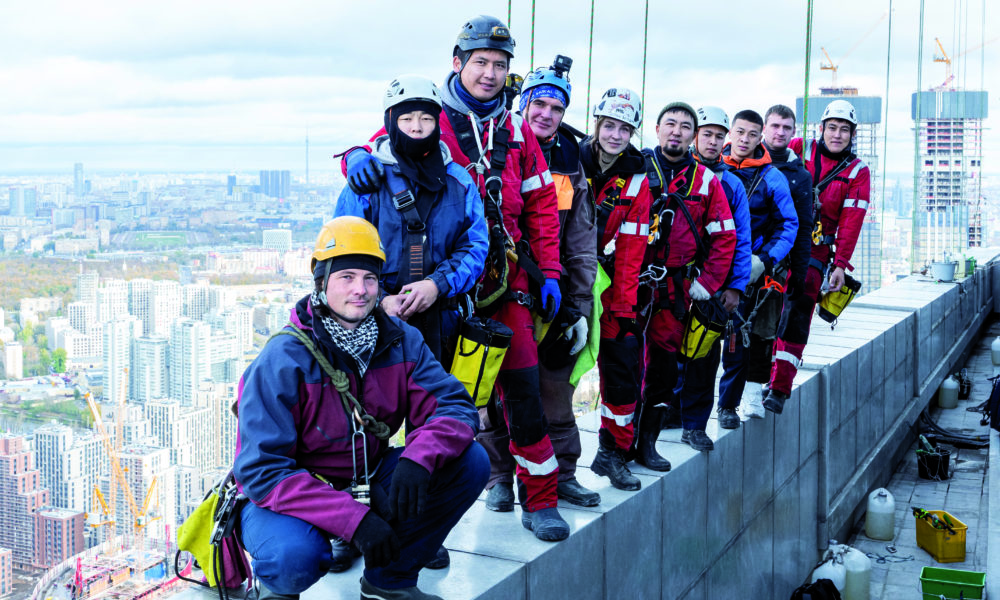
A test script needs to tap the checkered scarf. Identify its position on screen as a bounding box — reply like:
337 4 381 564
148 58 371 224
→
311 291 379 377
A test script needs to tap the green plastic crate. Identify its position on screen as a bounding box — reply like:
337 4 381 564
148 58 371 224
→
919 566 985 600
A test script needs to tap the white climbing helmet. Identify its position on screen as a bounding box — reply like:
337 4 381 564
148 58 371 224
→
821 99 858 126
593 87 642 130
383 75 443 112
696 106 730 132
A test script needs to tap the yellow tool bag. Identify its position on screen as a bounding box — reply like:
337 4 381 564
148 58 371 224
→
681 297 729 360
175 471 250 590
451 317 513 408
817 274 862 324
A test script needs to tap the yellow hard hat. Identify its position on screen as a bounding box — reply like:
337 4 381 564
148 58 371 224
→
311 217 386 277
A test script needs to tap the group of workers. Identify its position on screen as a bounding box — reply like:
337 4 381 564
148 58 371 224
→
228 14 871 600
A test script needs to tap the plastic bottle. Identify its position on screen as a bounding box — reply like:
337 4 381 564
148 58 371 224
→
865 488 895 540
938 375 959 409
992 336 1000 366
842 547 871 600
811 540 847 591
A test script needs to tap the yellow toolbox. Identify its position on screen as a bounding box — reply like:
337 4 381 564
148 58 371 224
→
915 510 967 563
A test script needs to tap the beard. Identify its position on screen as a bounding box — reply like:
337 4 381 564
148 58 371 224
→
662 143 686 158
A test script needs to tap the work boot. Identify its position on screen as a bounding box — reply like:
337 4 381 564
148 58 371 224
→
634 407 671 472
763 389 789 415
520 507 570 541
485 482 515 512
423 545 449 569
718 407 741 430
359 576 442 600
659 403 682 430
557 477 601 507
682 428 715 452
591 446 641 491
741 386 766 419
252 581 299 600
329 536 361 573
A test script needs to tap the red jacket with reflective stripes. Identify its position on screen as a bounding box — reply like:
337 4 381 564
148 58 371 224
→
793 138 871 270
649 154 736 296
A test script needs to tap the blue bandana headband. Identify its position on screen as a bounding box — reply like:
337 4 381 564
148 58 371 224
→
519 85 568 113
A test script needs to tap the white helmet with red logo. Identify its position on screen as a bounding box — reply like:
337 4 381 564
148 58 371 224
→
593 87 642 130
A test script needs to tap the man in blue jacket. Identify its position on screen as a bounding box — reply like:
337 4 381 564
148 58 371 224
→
233 217 489 600
688 106 753 430
719 109 798 420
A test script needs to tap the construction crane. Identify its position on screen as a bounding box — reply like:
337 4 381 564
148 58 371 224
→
819 11 888 89
933 37 954 90
85 393 160 554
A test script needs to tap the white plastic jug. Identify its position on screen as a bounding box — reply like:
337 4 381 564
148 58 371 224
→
991 336 1000 366
938 375 959 409
842 547 871 600
811 540 847 591
865 488 895 540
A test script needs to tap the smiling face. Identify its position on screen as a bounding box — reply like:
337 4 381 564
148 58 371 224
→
596 117 633 155
524 95 566 140
729 118 762 161
656 110 696 158
323 268 379 329
453 49 509 102
822 118 854 153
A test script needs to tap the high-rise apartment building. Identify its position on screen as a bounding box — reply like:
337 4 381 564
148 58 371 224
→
132 335 169 403
33 424 103 513
0 548 11 596
128 278 153 334
911 89 988 264
102 317 142 405
116 445 176 541
151 281 182 337
67 301 95 335
211 307 253 353
169 319 211 406
210 332 242 383
259 170 291 199
0 436 49 568
34 508 85 568
262 229 293 252
97 279 129 323
76 271 99 307
182 281 212 320
73 163 84 198
145 399 213 472
3 342 23 380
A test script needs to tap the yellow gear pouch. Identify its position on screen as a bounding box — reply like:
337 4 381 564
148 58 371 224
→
817 274 862 324
451 317 513 408
681 298 729 360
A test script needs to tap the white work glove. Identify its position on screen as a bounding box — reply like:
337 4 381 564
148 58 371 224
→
564 317 589 355
750 254 765 284
689 279 711 301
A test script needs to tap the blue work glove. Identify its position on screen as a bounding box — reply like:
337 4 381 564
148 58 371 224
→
540 278 562 323
345 149 384 195
388 458 430 522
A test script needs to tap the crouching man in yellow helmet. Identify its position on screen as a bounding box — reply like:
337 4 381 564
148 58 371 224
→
232 217 489 600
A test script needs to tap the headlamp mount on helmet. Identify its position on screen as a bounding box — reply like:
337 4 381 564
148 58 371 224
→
454 16 515 58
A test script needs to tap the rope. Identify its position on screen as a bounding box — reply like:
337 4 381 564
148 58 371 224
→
585 0 596 134
879 0 893 274
530 0 536 70
911 0 926 272
640 0 649 141
802 0 814 139
507 0 512 29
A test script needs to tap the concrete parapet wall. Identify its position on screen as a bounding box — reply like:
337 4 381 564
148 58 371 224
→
301 252 1000 600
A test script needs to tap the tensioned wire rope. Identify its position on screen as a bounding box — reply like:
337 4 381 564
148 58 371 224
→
880 0 894 279
802 0 814 139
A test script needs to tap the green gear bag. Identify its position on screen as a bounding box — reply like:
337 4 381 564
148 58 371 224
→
570 264 613 387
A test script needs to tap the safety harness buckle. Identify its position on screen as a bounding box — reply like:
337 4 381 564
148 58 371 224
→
511 290 535 308
392 189 417 212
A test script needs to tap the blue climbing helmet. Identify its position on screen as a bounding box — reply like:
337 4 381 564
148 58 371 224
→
519 55 573 113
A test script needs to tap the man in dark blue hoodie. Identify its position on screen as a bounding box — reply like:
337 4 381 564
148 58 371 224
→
718 109 798 420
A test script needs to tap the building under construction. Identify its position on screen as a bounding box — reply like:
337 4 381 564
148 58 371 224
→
911 89 988 265
797 89 884 295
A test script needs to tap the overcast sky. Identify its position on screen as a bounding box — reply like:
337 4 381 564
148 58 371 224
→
0 0 996 179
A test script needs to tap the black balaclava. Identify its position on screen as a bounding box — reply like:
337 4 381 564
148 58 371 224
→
384 100 447 192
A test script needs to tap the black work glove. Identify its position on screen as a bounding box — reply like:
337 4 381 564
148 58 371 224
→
616 316 641 342
345 149 385 195
388 458 431 522
759 253 774 278
352 512 401 569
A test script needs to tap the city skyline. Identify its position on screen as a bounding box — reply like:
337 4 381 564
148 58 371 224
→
0 1 995 174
